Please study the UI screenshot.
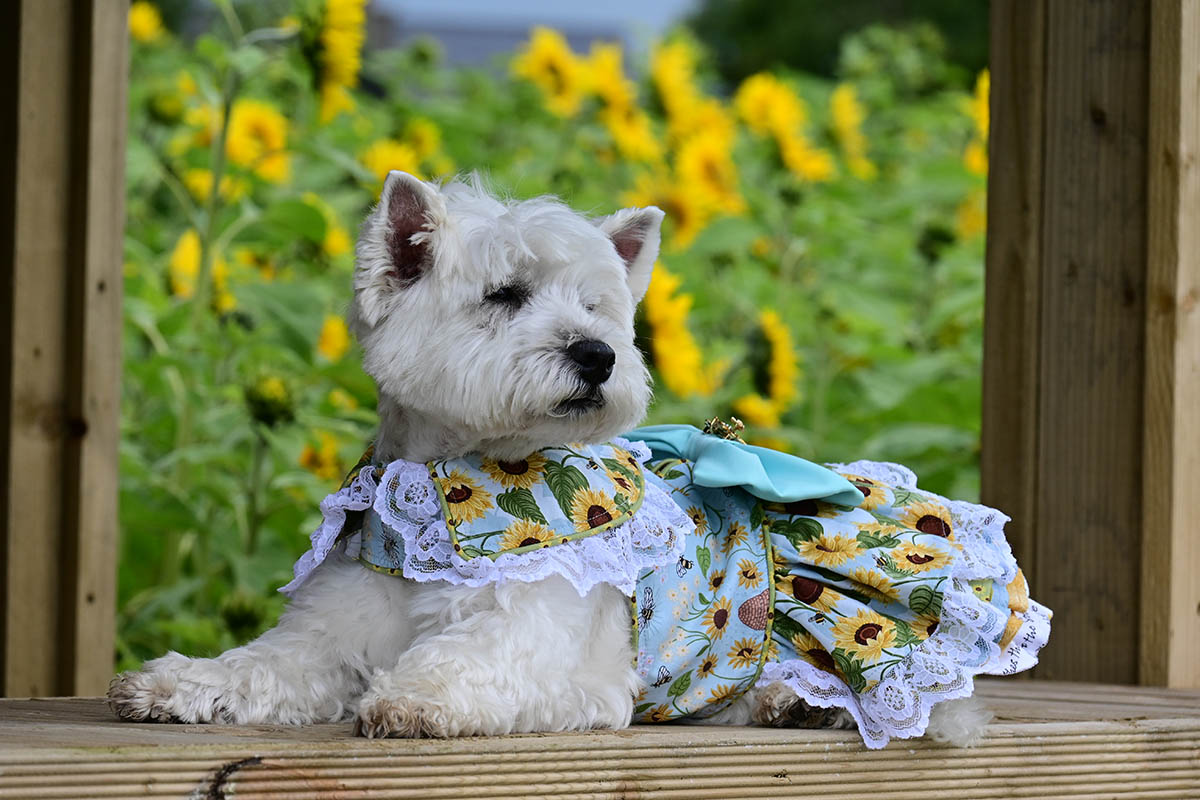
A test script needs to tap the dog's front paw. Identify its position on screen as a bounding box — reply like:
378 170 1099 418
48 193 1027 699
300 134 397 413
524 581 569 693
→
354 691 452 738
107 655 235 724
108 667 185 723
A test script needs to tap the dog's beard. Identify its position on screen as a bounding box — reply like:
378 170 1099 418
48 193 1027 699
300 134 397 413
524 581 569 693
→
548 386 606 418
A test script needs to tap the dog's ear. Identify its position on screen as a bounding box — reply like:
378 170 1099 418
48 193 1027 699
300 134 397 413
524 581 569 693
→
354 171 444 328
596 206 664 303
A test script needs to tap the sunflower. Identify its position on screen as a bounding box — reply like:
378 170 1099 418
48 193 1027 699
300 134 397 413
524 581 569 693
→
685 506 709 536
129 2 164 43
585 42 635 110
511 27 586 117
706 683 741 706
791 630 838 674
830 84 876 180
759 310 799 411
892 542 953 574
569 487 618 531
676 130 745 215
404 117 442 160
316 0 366 123
778 132 836 182
798 534 859 568
911 613 940 641
900 501 955 539
500 519 555 551
707 569 726 593
599 104 662 163
638 264 726 396
847 567 900 604
646 704 673 722
439 469 493 524
225 99 290 183
733 72 807 138
703 597 734 640
696 652 719 679
481 453 548 490
831 609 896 664
316 315 350 361
776 575 840 613
299 432 341 482
361 139 421 183
727 638 762 669
733 393 780 428
625 173 711 252
604 463 637 497
736 558 763 590
722 521 749 554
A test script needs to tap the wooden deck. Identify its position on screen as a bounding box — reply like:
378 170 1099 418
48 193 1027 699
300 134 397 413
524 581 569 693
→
0 680 1198 799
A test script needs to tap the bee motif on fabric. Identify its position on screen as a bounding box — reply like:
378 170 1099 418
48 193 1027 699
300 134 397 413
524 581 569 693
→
638 586 655 630
676 556 694 577
651 665 672 687
381 532 402 565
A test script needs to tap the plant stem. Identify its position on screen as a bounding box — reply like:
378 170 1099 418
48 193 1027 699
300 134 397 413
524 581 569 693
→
246 428 268 555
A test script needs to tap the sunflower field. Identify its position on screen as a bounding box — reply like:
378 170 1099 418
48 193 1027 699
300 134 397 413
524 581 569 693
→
119 0 989 670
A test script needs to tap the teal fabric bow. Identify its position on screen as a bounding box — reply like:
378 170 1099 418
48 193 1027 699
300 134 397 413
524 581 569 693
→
626 424 863 508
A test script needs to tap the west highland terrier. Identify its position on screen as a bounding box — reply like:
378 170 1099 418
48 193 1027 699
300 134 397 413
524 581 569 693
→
109 172 1050 749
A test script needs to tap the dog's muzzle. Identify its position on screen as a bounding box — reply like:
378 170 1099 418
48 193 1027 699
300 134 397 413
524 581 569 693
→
567 339 615 386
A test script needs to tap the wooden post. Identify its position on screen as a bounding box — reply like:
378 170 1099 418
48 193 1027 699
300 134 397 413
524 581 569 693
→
1140 0 1200 688
984 0 1200 687
0 0 126 696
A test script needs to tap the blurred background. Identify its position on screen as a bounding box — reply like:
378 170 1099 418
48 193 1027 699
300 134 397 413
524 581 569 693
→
121 0 989 670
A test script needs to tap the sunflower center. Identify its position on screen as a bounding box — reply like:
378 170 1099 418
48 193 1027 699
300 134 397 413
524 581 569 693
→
856 484 872 498
855 623 883 644
518 536 542 547
737 646 753 658
916 514 952 537
713 608 729 629
710 574 724 589
587 505 613 527
498 459 529 475
446 486 472 503
808 648 836 671
792 577 823 604
926 620 939 636
906 553 935 565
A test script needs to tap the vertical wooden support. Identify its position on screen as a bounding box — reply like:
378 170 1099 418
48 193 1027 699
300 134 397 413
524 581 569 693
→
0 0 126 696
1140 0 1200 688
985 0 1199 687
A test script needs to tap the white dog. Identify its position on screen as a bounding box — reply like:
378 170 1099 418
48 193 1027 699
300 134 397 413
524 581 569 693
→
110 172 1043 747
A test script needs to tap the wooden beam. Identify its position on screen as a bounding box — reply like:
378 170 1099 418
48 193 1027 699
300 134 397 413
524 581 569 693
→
1140 0 1200 688
0 0 125 696
983 1 1156 684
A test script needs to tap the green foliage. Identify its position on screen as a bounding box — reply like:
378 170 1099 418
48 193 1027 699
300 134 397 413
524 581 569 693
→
119 5 988 673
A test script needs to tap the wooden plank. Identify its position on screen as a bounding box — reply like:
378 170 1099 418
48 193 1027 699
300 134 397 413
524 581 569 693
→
1140 0 1200 688
982 0 1046 583
1 683 1199 799
0 0 124 696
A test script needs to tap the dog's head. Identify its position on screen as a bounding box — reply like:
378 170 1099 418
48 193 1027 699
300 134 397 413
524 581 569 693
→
350 172 662 459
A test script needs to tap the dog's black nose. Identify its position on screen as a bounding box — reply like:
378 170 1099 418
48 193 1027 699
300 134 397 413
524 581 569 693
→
567 340 615 385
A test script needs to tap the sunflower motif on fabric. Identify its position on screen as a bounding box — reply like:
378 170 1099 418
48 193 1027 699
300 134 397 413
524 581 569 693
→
736 558 763 589
791 630 839 675
892 541 953 574
832 609 897 664
500 519 555 550
707 569 726 593
570 487 618 532
481 453 547 490
839 473 894 511
900 500 955 539
911 613 940 640
706 683 740 706
721 520 749 554
727 637 762 669
686 506 709 536
439 469 493 523
703 596 734 639
775 575 840 613
798 533 858 567
847 566 900 603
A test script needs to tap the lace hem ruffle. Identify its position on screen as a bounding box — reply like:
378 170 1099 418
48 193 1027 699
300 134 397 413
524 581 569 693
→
375 457 690 595
282 441 691 597
759 459 1049 748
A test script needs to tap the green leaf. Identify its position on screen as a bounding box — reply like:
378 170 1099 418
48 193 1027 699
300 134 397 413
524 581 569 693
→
667 670 693 698
633 702 654 715
459 545 486 558
772 517 823 546
750 503 765 531
696 545 711 576
908 585 944 616
544 461 589 517
770 611 804 642
698 592 710 606
892 619 921 647
856 530 902 550
660 468 686 481
229 44 268 76
875 554 915 579
494 488 547 525
264 199 327 244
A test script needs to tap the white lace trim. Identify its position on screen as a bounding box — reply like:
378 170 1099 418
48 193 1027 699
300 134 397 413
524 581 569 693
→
279 467 377 595
759 460 1049 749
282 441 691 597
374 458 690 596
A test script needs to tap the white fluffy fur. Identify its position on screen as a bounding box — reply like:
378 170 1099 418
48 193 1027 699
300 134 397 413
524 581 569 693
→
108 173 988 747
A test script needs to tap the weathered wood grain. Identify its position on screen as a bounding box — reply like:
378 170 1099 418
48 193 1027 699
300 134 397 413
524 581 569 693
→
1140 0 1200 688
0 682 1198 799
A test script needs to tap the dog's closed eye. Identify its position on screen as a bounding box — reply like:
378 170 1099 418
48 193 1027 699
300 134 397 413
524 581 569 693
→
483 284 530 309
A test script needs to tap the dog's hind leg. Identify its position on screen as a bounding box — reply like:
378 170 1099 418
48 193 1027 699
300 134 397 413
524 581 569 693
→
108 554 414 725
354 576 638 738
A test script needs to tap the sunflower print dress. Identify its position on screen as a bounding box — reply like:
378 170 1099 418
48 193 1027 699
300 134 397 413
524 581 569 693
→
629 427 1051 748
283 427 1050 749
